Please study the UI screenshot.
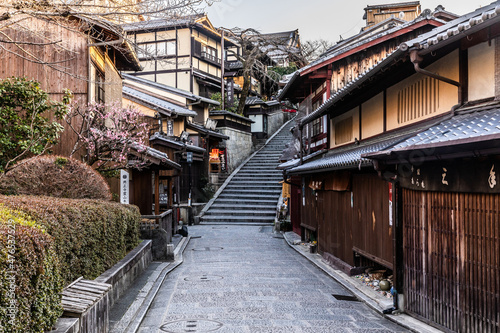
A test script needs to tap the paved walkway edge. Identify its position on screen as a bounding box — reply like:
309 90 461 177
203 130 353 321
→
111 235 191 333
282 231 442 333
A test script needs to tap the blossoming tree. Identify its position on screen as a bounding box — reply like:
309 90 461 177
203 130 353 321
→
65 102 151 174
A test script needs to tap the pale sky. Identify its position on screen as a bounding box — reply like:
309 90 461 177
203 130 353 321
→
202 0 492 43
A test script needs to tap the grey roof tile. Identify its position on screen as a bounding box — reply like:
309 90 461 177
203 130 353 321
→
123 74 220 105
288 121 433 174
123 86 197 117
391 107 500 151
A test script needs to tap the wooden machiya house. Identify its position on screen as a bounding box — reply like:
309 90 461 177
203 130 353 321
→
122 73 230 205
278 1 456 241
282 2 500 332
0 14 142 157
122 14 237 104
0 14 181 216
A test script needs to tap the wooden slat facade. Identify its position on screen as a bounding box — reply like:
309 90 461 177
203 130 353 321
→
403 189 500 333
302 172 393 271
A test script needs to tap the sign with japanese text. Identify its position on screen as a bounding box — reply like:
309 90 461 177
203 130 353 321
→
219 149 227 172
227 79 234 108
166 120 174 136
399 159 500 193
388 183 393 227
120 170 129 204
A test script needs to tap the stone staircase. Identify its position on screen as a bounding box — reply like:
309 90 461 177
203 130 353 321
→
199 120 295 225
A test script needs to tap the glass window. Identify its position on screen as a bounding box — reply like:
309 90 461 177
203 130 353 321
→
167 41 176 55
156 42 166 56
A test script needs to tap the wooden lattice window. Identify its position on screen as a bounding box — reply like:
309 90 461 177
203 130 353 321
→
398 77 439 124
335 117 353 145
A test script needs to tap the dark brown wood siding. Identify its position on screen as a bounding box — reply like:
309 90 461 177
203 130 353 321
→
319 189 353 264
403 189 500 332
302 172 393 270
351 173 393 269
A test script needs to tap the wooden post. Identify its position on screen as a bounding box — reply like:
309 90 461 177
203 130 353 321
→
154 170 160 216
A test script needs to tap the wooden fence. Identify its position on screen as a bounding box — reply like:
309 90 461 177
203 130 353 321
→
403 189 500 333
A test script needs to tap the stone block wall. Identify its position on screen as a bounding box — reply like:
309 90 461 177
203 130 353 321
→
268 111 292 137
218 127 253 172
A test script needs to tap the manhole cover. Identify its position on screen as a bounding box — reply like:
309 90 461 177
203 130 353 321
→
192 247 223 251
160 319 223 332
332 294 360 302
184 275 223 282
212 226 227 229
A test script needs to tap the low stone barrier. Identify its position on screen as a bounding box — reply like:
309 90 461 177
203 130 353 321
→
50 240 153 332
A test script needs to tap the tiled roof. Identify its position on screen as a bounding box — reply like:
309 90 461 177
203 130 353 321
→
299 2 500 127
399 1 500 52
379 105 500 154
288 120 436 174
123 74 220 106
245 96 265 105
122 14 204 32
278 14 443 100
186 122 230 140
209 110 254 123
123 86 197 117
129 142 181 169
277 149 325 170
227 61 243 70
364 2 420 10
149 133 206 153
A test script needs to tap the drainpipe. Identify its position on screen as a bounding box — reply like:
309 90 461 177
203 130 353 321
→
298 124 304 165
187 98 202 106
410 50 460 88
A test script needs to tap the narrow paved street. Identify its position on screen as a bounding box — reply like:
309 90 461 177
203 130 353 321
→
136 225 408 333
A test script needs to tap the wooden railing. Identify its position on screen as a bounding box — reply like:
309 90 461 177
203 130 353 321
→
140 209 174 242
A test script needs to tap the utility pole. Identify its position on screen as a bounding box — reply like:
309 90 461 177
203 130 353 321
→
221 30 225 110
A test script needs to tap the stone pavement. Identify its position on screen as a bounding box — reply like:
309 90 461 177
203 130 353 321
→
132 225 409 333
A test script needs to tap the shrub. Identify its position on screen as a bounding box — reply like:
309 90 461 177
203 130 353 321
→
0 195 141 285
0 155 111 200
0 205 63 333
0 77 70 174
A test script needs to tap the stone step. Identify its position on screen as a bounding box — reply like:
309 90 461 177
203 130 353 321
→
231 178 282 183
204 209 276 216
226 180 282 190
200 215 275 223
221 189 281 194
214 198 277 205
225 184 282 190
239 167 281 171
218 193 279 200
211 204 276 210
237 173 280 176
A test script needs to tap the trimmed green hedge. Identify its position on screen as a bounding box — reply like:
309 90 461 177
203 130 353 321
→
0 205 63 333
0 155 112 200
0 195 141 285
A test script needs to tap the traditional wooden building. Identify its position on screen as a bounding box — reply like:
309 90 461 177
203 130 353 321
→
0 14 181 217
122 14 237 101
282 2 500 332
278 2 455 241
122 73 229 204
0 14 142 157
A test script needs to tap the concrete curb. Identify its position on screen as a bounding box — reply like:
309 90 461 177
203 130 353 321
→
110 235 191 333
282 232 442 333
198 117 296 220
